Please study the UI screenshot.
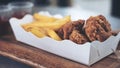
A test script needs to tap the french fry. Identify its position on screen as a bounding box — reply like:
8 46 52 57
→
33 13 58 23
21 16 71 31
46 29 61 41
29 27 47 38
21 13 71 41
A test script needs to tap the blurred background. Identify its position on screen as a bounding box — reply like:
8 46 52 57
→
0 0 119 15
0 0 120 68
0 0 120 30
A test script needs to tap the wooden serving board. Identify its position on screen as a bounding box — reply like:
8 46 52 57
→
0 33 120 68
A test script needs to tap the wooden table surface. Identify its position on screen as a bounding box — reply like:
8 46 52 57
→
0 33 120 68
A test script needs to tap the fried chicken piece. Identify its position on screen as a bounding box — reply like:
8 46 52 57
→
96 15 111 32
69 30 89 44
57 22 74 39
57 19 85 39
85 15 112 42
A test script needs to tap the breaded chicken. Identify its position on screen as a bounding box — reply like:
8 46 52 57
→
69 30 89 44
57 19 85 39
84 15 112 42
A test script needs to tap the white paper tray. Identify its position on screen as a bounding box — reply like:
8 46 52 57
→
9 13 120 66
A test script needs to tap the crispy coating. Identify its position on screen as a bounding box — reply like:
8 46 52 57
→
57 19 85 39
57 15 112 44
69 30 89 44
84 15 112 42
96 15 111 32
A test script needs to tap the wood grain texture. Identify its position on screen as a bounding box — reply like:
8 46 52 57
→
0 34 120 68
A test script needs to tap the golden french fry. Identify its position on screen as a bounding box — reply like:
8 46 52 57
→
21 16 71 31
22 24 35 32
46 29 61 41
21 13 71 41
29 27 47 38
33 13 58 23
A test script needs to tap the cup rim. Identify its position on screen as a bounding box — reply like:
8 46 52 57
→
8 1 34 9
0 5 12 12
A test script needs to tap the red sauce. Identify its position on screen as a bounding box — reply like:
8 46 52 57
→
12 11 30 19
0 16 10 36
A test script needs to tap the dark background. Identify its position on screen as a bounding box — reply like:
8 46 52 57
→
111 0 120 18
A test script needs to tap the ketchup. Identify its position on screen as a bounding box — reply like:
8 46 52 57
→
0 5 12 36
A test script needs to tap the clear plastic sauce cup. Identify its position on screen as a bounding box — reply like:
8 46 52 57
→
0 5 12 36
8 1 34 19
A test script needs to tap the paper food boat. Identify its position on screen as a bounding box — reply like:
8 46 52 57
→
9 12 120 66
